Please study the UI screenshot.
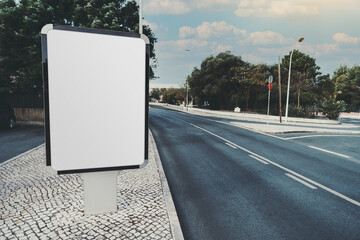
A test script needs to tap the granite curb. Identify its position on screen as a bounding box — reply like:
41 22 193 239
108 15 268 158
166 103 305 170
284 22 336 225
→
149 131 184 240
151 103 360 134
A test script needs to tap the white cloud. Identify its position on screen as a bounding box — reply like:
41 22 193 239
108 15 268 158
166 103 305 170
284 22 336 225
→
333 33 360 44
158 39 216 52
179 21 247 39
143 0 190 15
241 54 265 63
143 0 359 16
143 20 158 31
194 0 236 9
314 43 338 56
235 0 319 18
215 44 233 53
179 26 196 38
239 31 293 45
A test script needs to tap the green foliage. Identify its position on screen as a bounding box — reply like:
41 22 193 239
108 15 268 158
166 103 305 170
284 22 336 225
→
332 65 360 111
319 97 347 119
231 63 269 110
188 51 244 110
149 88 160 101
185 49 355 116
156 88 186 105
281 50 321 107
288 104 316 118
0 0 157 93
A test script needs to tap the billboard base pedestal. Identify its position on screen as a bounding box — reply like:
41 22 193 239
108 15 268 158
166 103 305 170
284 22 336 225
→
81 171 118 215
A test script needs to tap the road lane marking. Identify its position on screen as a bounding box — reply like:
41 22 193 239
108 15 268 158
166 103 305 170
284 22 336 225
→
249 155 269 165
285 134 360 140
308 146 351 159
187 121 360 207
285 173 317 189
225 142 237 149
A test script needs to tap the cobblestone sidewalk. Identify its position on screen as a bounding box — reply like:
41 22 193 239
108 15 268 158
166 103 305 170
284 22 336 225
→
0 133 182 239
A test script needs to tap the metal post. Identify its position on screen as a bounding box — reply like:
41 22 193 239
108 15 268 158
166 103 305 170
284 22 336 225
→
285 49 294 123
278 56 282 123
186 82 188 112
267 88 271 116
139 0 143 35
185 49 190 112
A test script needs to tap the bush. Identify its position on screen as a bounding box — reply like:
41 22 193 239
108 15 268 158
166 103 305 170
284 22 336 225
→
319 98 346 119
288 104 316 118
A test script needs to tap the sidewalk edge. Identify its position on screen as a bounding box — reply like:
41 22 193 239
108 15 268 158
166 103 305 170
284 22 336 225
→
0 143 45 167
149 130 184 240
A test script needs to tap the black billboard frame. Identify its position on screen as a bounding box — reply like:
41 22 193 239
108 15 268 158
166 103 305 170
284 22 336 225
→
41 24 149 174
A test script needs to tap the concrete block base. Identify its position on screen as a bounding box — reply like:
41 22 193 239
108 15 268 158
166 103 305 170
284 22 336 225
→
81 171 119 215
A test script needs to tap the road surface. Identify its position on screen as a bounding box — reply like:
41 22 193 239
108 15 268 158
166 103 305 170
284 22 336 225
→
0 125 44 164
149 105 360 240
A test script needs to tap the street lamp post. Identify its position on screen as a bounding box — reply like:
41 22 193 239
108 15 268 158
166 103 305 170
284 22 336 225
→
185 49 190 112
139 0 142 35
284 37 304 122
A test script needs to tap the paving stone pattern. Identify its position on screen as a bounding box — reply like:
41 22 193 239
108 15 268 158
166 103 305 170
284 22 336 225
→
0 145 173 239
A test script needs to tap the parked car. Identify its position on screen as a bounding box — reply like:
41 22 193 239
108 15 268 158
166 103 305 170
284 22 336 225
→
0 103 16 129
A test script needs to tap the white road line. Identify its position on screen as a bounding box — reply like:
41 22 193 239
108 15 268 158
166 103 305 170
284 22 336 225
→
285 134 360 140
308 146 351 159
187 121 360 207
249 155 269 165
169 110 288 141
225 142 237 149
285 173 317 189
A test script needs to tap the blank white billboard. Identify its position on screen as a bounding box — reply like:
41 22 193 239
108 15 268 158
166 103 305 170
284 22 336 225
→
42 25 146 172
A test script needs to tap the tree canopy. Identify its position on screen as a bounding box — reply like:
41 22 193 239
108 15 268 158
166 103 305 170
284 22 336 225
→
188 51 244 110
0 0 157 93
332 65 360 111
184 50 355 117
281 50 321 107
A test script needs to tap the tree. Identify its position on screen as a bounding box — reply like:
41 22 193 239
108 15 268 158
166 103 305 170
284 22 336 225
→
332 65 360 111
319 97 346 119
188 51 244 110
0 0 157 93
149 88 160 101
158 88 185 105
281 50 321 107
231 63 269 110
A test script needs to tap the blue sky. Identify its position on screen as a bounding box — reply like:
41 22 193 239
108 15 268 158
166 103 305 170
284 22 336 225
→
142 0 360 88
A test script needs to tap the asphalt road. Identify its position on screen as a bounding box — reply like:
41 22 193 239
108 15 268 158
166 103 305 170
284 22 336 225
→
149 105 360 240
0 125 44 164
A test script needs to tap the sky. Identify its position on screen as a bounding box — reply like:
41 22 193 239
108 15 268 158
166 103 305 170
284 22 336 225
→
142 0 360 88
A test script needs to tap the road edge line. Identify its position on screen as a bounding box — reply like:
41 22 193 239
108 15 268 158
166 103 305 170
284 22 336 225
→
149 130 184 240
285 173 317 189
308 146 351 159
0 143 45 167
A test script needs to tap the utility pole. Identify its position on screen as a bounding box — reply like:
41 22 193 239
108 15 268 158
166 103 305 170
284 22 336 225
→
139 0 142 35
185 49 191 112
278 56 282 123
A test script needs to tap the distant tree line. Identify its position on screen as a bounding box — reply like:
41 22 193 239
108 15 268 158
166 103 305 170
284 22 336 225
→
181 51 359 119
0 0 157 95
150 88 186 105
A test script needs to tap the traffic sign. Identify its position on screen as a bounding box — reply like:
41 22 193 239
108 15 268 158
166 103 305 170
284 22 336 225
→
268 75 273 84
268 83 273 91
